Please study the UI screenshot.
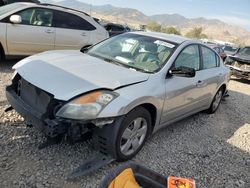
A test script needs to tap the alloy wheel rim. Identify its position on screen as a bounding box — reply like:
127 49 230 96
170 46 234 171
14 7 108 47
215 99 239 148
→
120 117 148 156
212 90 222 111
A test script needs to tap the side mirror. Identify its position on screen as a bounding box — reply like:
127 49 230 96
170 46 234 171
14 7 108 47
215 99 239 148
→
169 66 196 78
10 15 22 24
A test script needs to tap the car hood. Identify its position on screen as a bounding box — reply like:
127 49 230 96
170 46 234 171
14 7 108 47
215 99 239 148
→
13 50 149 101
229 54 250 64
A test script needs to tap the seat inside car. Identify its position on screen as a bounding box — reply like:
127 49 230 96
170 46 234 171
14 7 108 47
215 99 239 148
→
33 12 52 27
135 43 159 63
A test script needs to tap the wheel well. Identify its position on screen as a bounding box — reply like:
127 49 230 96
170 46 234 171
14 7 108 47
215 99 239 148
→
0 43 5 60
139 103 157 129
220 84 227 94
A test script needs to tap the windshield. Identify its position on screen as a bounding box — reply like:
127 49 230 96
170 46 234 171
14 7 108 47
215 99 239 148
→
87 33 176 73
238 47 250 56
0 3 24 16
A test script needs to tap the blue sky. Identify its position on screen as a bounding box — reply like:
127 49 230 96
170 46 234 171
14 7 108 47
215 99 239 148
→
76 0 250 31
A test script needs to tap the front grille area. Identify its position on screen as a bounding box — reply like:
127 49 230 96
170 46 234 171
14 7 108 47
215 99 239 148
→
12 74 57 119
18 78 51 115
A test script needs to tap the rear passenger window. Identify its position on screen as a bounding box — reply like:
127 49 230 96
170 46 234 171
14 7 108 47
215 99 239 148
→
173 45 200 71
201 46 217 69
54 11 96 31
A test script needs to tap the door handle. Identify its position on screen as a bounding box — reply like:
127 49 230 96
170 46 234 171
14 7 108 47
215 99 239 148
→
81 32 87 36
45 29 54 34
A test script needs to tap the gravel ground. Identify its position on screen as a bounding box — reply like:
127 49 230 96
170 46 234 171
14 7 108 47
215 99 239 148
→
0 60 250 188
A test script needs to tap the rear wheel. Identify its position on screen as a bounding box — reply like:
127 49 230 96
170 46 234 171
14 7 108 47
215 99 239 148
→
206 88 224 114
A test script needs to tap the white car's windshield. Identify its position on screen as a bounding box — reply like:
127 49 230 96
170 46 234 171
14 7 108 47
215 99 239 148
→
87 33 177 73
0 3 24 16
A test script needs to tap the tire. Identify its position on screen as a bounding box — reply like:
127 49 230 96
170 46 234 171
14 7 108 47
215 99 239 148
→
93 107 152 161
115 107 152 161
0 45 5 62
206 87 224 114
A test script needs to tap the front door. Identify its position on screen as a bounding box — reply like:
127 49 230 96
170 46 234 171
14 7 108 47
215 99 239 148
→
161 44 206 124
7 8 55 56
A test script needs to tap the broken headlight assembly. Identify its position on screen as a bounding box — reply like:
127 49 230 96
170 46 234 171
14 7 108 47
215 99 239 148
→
56 91 118 120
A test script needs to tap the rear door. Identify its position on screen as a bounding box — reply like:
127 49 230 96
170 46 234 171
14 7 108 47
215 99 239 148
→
6 8 55 55
53 11 96 50
197 45 223 104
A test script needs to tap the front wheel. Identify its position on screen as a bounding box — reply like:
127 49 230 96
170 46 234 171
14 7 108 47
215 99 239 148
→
93 107 152 161
115 107 152 161
206 88 224 114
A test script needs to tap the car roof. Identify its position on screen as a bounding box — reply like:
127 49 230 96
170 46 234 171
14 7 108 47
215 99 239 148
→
14 2 90 17
131 31 190 44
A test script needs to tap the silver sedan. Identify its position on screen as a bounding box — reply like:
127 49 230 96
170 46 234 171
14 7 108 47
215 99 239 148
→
6 32 231 161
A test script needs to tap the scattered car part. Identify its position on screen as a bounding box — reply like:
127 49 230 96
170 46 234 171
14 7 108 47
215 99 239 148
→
68 151 115 179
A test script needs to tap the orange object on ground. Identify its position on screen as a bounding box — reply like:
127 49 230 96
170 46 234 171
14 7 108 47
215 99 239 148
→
108 168 140 188
168 176 196 188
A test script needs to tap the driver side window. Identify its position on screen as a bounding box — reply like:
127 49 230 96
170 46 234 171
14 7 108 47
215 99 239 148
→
17 8 53 27
173 45 200 71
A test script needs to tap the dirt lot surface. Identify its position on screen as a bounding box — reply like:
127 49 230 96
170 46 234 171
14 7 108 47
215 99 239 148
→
0 60 250 188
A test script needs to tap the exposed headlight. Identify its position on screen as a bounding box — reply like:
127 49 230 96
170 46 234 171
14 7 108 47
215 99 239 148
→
56 91 118 120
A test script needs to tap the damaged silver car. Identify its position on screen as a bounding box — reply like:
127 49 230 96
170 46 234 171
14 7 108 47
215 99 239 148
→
225 46 250 80
6 32 230 161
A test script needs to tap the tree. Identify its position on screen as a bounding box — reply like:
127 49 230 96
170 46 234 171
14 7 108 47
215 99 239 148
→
146 22 161 32
162 27 181 35
185 27 208 39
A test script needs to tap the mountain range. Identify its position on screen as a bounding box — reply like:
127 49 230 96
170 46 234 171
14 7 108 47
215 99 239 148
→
45 0 250 45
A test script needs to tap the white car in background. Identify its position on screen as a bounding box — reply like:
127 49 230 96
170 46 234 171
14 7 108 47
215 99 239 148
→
0 3 109 60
